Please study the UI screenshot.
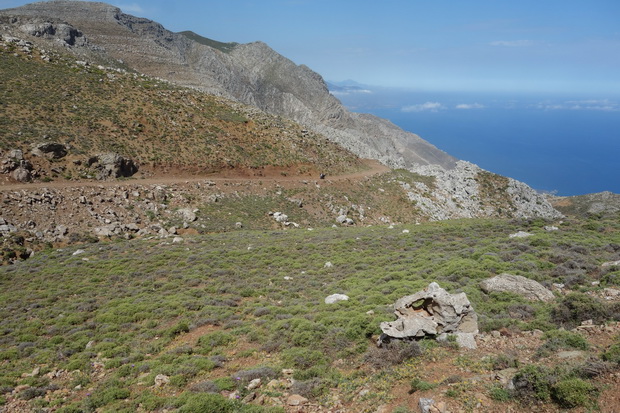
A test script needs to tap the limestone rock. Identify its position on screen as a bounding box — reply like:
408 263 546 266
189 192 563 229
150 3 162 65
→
419 398 435 413
379 282 478 347
509 231 533 239
12 166 31 182
89 153 138 179
325 293 349 304
602 260 620 268
480 273 555 302
154 374 170 387
177 208 197 222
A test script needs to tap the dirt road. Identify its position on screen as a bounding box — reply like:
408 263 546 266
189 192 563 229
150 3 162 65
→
0 159 391 191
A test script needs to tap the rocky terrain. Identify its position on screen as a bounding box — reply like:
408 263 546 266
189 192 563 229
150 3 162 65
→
0 1 456 170
549 192 620 218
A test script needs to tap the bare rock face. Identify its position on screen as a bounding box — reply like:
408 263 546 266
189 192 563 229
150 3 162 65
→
88 153 138 179
480 273 555 302
379 282 478 347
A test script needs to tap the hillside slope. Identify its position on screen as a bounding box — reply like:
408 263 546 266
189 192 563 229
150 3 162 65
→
0 36 364 182
0 1 457 170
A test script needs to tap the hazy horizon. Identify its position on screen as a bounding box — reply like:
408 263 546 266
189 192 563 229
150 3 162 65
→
333 86 620 196
1 0 619 95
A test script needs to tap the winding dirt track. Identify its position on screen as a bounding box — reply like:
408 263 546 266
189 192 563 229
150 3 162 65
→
0 159 391 191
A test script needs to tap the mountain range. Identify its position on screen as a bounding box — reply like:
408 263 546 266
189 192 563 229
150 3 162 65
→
0 0 562 221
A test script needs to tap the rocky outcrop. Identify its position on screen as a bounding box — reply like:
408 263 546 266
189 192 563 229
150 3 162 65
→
87 153 138 179
480 273 555 302
31 143 68 159
550 191 620 217
379 282 478 349
405 161 563 220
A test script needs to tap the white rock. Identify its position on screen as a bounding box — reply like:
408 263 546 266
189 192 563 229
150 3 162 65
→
325 294 349 304
509 231 533 238
154 374 170 387
247 378 261 390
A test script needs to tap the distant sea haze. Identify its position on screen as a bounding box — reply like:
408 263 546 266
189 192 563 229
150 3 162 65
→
332 87 620 196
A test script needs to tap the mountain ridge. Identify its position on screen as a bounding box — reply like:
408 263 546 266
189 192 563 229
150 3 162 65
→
0 1 563 222
0 0 457 170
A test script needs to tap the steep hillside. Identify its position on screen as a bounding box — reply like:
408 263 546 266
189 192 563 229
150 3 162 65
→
0 35 364 182
0 1 457 170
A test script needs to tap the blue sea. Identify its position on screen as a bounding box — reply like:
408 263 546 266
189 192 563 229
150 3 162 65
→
332 87 620 196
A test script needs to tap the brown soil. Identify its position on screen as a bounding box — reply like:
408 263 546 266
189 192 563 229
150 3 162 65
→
0 159 389 192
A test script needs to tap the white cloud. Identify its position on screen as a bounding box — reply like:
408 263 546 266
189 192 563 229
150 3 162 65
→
329 89 372 97
455 103 485 110
535 99 619 112
490 40 533 47
402 102 445 112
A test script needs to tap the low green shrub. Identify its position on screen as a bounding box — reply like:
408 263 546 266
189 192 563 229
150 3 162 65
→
488 385 512 402
197 331 235 354
601 342 620 364
536 330 588 358
552 377 596 408
364 339 422 369
409 377 436 393
281 348 328 370
490 353 519 370
511 364 555 402
551 293 610 328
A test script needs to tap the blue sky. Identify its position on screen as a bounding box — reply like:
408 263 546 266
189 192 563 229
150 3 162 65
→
2 0 620 94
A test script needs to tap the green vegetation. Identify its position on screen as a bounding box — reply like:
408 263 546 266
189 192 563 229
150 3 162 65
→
0 42 363 176
0 213 618 410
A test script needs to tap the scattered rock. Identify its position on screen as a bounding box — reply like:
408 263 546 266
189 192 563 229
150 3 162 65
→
603 288 620 300
271 211 288 223
419 398 435 413
325 293 349 304
480 273 555 302
287 394 308 406
544 225 559 231
509 231 533 238
324 261 333 268
246 378 261 390
602 260 620 268
177 208 197 222
379 282 478 348
154 374 170 387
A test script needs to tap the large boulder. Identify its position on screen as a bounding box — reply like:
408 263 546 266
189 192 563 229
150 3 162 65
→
480 273 555 302
89 153 138 179
379 282 478 347
31 142 68 159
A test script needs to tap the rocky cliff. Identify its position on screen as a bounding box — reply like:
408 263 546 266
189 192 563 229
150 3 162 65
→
0 1 456 170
